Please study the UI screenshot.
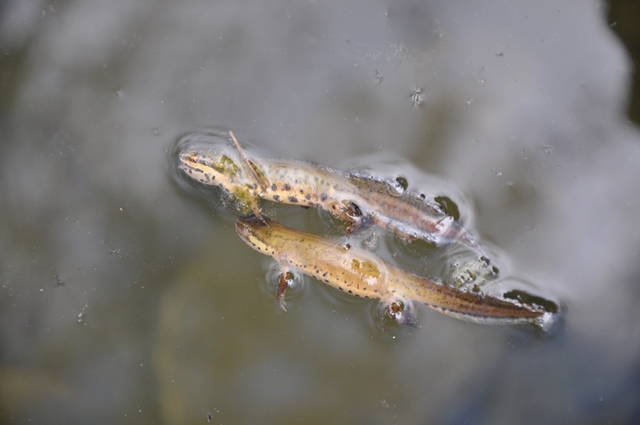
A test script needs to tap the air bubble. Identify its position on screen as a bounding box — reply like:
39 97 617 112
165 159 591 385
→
387 179 405 197
410 88 424 107
363 233 378 250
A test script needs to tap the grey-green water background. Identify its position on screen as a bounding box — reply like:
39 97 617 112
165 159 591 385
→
2 1 639 424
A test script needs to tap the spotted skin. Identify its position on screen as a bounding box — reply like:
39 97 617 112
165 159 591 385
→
235 216 545 326
177 137 480 249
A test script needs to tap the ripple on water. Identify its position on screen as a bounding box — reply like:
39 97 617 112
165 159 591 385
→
259 261 306 310
170 128 273 219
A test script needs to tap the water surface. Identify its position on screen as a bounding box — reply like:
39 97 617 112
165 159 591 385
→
1 1 639 424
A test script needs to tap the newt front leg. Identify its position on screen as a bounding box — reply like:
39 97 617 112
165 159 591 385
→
276 270 295 311
384 300 418 327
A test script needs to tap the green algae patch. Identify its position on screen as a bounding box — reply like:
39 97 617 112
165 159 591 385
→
351 259 381 279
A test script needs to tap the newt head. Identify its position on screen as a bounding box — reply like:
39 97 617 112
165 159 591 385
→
235 215 275 250
176 140 242 187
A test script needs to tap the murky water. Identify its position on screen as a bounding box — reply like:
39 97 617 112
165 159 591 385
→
1 1 639 424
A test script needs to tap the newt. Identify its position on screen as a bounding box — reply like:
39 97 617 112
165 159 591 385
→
235 215 548 326
176 131 481 250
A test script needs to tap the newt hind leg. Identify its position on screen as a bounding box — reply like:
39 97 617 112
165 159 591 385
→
327 199 374 234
